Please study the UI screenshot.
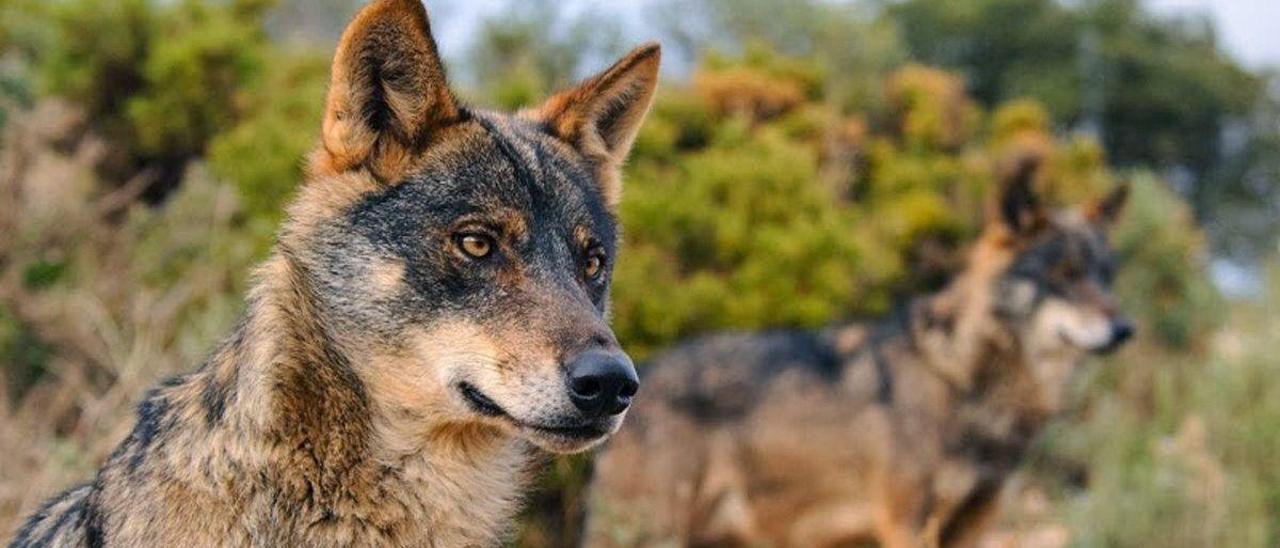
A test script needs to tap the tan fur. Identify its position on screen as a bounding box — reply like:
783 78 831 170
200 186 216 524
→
367 257 407 295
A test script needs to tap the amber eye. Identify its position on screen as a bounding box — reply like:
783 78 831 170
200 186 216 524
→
1060 262 1086 280
584 249 606 280
455 233 495 259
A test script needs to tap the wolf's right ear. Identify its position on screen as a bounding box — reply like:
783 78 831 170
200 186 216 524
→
320 0 461 182
1085 183 1130 229
990 155 1047 237
528 43 661 210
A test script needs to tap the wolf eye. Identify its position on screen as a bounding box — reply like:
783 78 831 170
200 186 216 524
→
455 233 495 259
1098 263 1116 285
1060 263 1085 280
584 249 607 280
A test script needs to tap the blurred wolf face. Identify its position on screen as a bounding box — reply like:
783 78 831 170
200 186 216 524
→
1005 212 1133 355
286 0 659 453
989 163 1134 359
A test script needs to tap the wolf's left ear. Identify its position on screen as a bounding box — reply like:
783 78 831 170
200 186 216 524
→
1085 183 1130 229
320 0 461 181
529 43 661 209
990 155 1047 237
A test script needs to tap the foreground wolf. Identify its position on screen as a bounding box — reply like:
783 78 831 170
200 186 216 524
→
587 160 1132 547
12 1 659 545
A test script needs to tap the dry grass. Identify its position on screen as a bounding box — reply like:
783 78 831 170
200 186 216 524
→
981 292 1280 547
0 102 253 538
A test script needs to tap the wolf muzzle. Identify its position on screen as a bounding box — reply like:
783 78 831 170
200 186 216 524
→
567 350 638 418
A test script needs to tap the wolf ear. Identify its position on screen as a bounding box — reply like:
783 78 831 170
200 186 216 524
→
320 0 461 181
529 43 661 209
1085 183 1130 229
990 155 1047 237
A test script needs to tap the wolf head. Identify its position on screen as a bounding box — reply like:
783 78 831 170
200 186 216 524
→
980 157 1134 360
279 0 659 454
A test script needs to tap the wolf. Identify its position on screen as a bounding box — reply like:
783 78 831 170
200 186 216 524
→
586 158 1132 547
10 0 660 545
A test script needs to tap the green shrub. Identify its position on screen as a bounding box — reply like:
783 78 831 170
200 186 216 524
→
1112 173 1222 349
206 52 328 226
615 123 896 356
29 0 273 177
0 306 52 400
124 1 267 160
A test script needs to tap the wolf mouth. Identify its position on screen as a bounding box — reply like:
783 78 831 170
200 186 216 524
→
458 382 608 440
1055 328 1125 356
460 382 506 417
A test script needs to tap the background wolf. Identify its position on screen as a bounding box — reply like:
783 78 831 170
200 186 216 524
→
587 159 1133 547
10 0 659 545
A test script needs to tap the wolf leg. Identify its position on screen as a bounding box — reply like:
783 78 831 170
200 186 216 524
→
688 433 759 547
787 502 878 547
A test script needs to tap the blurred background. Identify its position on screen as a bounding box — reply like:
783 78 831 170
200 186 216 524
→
1 0 1277 545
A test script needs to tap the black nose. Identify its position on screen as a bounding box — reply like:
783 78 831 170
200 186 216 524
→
567 351 639 417
1111 318 1136 346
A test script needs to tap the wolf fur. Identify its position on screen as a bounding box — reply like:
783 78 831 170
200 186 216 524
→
586 159 1132 548
11 1 659 545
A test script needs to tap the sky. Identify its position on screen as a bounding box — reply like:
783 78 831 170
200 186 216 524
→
432 0 1280 72
431 0 648 57
1148 0 1280 69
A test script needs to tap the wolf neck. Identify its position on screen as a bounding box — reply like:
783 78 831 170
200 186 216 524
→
202 252 529 540
911 267 1059 423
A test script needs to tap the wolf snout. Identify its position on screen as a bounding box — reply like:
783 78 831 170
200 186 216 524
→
1109 317 1135 347
1096 316 1136 354
567 350 639 418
